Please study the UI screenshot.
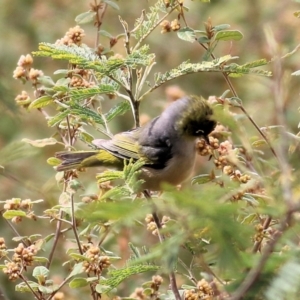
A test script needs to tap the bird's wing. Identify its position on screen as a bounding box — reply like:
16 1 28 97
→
92 128 144 161
92 116 174 167
137 138 173 169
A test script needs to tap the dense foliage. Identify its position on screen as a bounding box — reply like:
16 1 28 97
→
2 1 300 299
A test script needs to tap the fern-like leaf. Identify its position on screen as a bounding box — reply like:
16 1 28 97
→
97 264 160 294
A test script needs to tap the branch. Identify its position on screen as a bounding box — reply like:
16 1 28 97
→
94 1 108 48
143 190 181 300
70 193 83 254
46 210 63 269
252 216 272 253
230 207 296 300
199 43 278 159
19 274 41 300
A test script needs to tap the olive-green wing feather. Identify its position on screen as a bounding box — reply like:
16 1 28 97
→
93 128 150 162
55 150 124 171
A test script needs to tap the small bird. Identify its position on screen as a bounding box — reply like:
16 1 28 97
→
56 96 216 191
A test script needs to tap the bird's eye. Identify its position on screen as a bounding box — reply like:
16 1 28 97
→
196 129 204 135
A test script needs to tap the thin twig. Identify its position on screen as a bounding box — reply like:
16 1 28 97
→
178 258 197 285
200 43 278 159
66 115 72 146
70 193 83 254
119 16 131 55
252 216 272 253
46 276 71 300
19 274 41 300
46 209 63 269
118 17 141 127
143 190 181 300
0 211 29 247
230 207 296 300
128 89 140 128
94 1 108 48
98 226 111 247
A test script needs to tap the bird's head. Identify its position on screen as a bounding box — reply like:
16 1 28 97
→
176 96 216 139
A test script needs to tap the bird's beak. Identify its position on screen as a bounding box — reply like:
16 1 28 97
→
204 135 210 144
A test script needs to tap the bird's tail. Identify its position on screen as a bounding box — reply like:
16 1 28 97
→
55 150 124 172
55 151 97 171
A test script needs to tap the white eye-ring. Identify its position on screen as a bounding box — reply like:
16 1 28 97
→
196 129 204 134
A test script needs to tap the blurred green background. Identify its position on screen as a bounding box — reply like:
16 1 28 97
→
1 0 300 299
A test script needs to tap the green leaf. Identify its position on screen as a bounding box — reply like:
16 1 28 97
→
227 97 242 107
197 36 210 44
213 24 231 32
69 277 89 288
191 174 213 185
69 85 119 101
44 233 55 243
69 253 90 261
214 30 243 41
32 266 49 279
240 58 269 68
2 210 27 219
225 61 272 77
97 170 123 183
12 235 28 242
151 56 238 91
47 157 61 166
133 2 163 41
181 284 197 290
99 30 113 38
252 139 267 147
75 11 96 24
16 281 40 292
22 137 58 148
67 262 84 279
79 131 94 144
28 95 53 109
95 284 112 294
55 77 71 87
48 110 70 126
37 75 55 87
33 256 49 263
99 264 160 293
105 101 131 121
177 27 196 43
53 69 69 75
103 0 120 10
67 102 105 125
38 286 56 294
